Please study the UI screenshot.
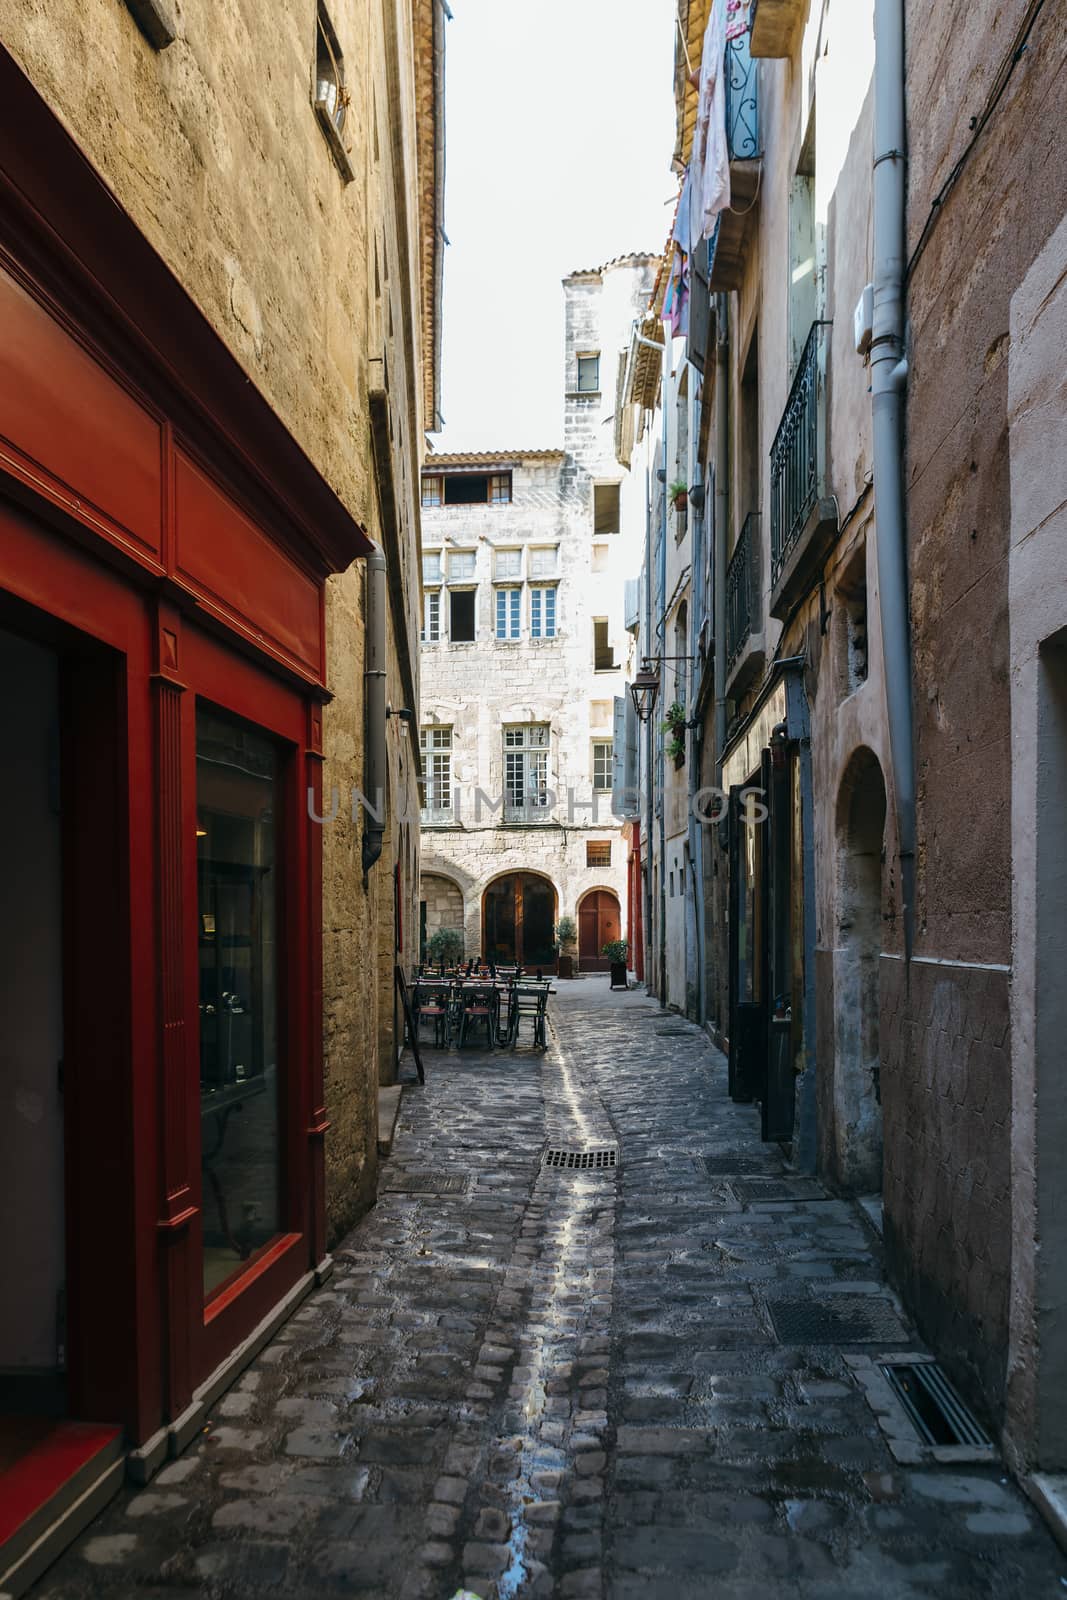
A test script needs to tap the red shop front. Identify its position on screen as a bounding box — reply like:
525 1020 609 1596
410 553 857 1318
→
0 49 369 1590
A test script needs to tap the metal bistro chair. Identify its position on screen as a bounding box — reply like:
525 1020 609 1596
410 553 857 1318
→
458 981 496 1049
510 982 550 1051
413 980 451 1048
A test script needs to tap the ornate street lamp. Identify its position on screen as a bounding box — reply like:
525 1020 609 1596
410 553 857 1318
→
629 661 661 724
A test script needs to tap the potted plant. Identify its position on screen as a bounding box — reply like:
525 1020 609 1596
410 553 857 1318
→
426 926 464 970
661 700 687 768
669 479 688 513
555 915 578 979
603 938 630 991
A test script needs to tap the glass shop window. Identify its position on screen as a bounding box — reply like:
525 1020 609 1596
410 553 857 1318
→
196 707 282 1300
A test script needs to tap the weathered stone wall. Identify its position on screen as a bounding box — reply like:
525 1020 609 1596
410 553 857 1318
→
421 872 464 950
0 0 427 1244
893 0 1067 1432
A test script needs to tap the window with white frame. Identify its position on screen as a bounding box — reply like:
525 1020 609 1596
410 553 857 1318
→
495 587 521 640
448 549 476 580
419 726 453 818
577 353 600 393
422 589 441 643
494 548 522 580
504 724 549 815
529 546 558 578
530 586 557 639
422 549 442 584
592 741 613 792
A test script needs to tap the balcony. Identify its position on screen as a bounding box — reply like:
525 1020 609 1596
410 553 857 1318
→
725 511 765 696
749 0 805 58
707 31 761 291
769 321 838 621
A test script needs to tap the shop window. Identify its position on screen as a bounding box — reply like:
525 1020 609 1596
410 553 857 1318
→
592 741 613 792
196 708 281 1300
594 483 620 534
593 618 616 671
530 586 557 639
496 587 521 640
587 840 612 867
577 353 600 393
313 4 353 181
450 589 476 642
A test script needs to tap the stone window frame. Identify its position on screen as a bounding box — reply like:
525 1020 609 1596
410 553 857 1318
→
530 585 558 640
422 588 441 644
422 549 443 584
593 617 617 672
529 545 559 579
576 352 601 394
448 586 477 643
494 547 523 581
447 548 477 581
312 3 354 184
503 722 551 819
419 725 453 820
495 586 522 641
591 740 613 793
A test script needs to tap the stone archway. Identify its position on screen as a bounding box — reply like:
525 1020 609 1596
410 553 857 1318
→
482 872 558 968
419 872 464 960
833 748 887 1193
578 888 622 971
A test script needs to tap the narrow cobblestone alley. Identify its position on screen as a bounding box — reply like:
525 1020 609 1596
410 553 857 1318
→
34 980 1066 1600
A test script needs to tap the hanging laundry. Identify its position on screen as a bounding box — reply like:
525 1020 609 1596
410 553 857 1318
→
725 0 752 41
662 242 690 339
690 0 731 243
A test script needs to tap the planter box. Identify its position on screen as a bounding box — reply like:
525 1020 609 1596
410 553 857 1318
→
609 962 628 991
557 954 575 979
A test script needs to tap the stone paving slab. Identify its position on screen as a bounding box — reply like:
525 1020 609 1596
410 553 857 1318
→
30 978 1067 1599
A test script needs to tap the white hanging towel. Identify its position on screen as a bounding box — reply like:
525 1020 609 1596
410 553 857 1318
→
691 0 731 244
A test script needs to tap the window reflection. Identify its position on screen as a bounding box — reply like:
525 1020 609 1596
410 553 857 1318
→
196 708 281 1299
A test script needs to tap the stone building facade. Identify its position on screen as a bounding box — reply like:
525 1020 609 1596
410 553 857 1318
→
623 0 1067 1474
0 0 439 1573
418 257 656 971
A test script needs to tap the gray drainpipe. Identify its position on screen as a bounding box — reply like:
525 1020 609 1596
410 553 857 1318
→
362 547 388 877
713 298 729 785
687 472 707 1023
643 467 655 996
872 0 916 960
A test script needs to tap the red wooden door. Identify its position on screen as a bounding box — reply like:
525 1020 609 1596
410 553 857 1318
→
579 891 621 971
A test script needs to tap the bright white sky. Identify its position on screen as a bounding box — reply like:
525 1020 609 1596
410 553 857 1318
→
434 0 678 453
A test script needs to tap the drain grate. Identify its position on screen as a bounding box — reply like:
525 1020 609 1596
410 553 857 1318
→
655 1028 691 1038
880 1362 992 1448
730 1179 801 1202
698 1155 785 1177
383 1173 469 1194
769 1296 909 1345
542 1146 619 1172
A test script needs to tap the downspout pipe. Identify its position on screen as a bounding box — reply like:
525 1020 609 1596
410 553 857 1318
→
713 298 729 785
872 0 916 962
687 472 707 1022
362 546 388 877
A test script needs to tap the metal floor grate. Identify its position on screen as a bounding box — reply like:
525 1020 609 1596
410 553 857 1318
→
881 1361 992 1448
730 1178 826 1203
698 1155 785 1177
769 1296 909 1345
382 1173 469 1194
542 1146 619 1172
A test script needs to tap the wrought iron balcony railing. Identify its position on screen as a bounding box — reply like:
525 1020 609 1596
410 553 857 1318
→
726 511 761 671
725 29 759 160
770 321 830 587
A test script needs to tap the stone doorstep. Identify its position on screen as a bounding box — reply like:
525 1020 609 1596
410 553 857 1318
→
1025 1474 1067 1557
378 1086 404 1156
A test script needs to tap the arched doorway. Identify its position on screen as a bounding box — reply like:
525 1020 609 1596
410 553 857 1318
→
834 748 887 1192
482 873 557 967
578 888 621 972
419 872 465 961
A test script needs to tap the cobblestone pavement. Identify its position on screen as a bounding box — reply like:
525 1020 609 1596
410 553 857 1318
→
36 979 1067 1600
